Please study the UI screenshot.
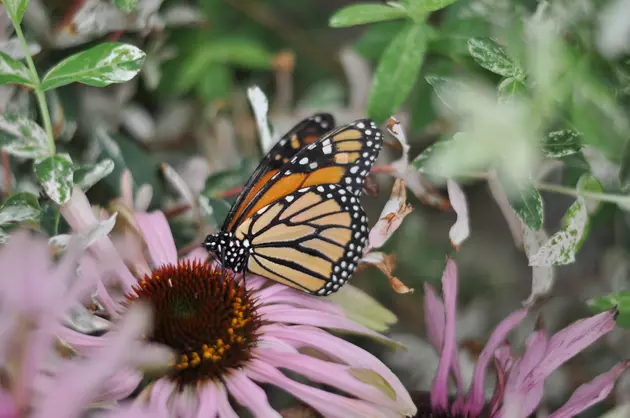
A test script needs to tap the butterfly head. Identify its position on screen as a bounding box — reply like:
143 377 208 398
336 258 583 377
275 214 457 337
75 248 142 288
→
203 232 249 273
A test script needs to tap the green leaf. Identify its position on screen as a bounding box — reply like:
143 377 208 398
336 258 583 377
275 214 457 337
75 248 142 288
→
425 75 470 112
588 290 630 328
34 153 74 205
197 65 232 103
353 21 406 60
40 42 146 91
0 51 34 87
542 130 583 158
467 37 523 79
577 174 604 215
0 192 41 224
500 177 544 230
368 23 428 123
497 77 527 104
3 0 29 24
404 0 459 13
329 4 408 28
529 197 589 266
73 159 115 191
0 114 49 159
40 201 60 236
412 133 464 174
114 0 137 13
619 139 630 192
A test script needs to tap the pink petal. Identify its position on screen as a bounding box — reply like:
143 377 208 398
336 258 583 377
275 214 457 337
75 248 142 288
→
431 258 458 412
549 361 630 418
535 310 617 380
173 388 198 417
465 309 528 417
183 247 209 263
494 344 514 373
215 381 240 418
196 384 218 418
134 211 178 267
0 388 17 418
258 304 393 344
500 330 548 417
148 379 176 412
120 170 135 209
257 349 402 412
246 359 391 418
489 357 508 417
93 369 142 403
260 323 414 414
424 282 465 401
261 289 345 316
224 369 280 418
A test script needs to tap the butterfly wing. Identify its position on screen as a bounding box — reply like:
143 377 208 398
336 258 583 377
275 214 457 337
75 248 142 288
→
224 119 383 232
235 185 368 295
221 113 335 232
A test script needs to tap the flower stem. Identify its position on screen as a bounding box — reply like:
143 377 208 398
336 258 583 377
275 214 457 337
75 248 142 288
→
536 182 630 206
11 17 55 156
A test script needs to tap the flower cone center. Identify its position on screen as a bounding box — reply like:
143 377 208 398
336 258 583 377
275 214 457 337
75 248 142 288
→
127 260 261 385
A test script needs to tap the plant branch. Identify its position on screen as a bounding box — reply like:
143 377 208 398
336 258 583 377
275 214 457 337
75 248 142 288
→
536 182 630 206
11 18 55 155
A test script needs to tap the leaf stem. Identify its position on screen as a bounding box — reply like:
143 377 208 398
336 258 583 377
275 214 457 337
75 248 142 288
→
535 182 630 207
11 17 55 156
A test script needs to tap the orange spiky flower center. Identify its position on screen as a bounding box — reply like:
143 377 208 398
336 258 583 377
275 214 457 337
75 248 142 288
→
126 260 261 385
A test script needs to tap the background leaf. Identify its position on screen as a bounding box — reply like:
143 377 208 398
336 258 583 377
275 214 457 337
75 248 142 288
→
501 177 544 231
0 51 34 87
588 290 630 328
0 192 41 224
0 115 50 159
542 130 583 158
3 0 29 24
114 0 138 13
73 159 115 191
329 4 408 28
368 23 428 123
41 43 146 91
405 0 459 13
34 153 75 205
468 37 523 78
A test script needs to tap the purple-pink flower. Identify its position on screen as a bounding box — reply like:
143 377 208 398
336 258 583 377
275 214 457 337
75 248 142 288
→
0 232 170 418
420 258 628 418
59 188 417 417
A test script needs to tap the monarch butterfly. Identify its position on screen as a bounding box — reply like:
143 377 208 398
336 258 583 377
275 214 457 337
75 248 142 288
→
203 113 383 296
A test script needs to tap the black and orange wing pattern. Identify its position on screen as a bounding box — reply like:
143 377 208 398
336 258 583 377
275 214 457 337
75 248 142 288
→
225 119 383 232
221 113 335 232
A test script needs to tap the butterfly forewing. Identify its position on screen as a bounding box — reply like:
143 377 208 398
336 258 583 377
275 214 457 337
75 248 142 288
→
225 119 383 232
222 113 335 232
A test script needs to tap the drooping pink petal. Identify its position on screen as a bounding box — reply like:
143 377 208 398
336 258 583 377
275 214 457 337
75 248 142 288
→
215 381 240 418
489 357 508 417
549 361 630 418
93 369 142 403
260 289 345 316
196 384 218 418
173 388 198 417
257 304 393 344
224 369 280 418
431 258 458 412
246 359 392 418
257 349 403 412
494 344 514 373
465 309 528 417
134 212 178 266
148 379 176 412
183 247 209 263
260 323 414 413
120 170 135 210
0 387 17 418
534 310 617 380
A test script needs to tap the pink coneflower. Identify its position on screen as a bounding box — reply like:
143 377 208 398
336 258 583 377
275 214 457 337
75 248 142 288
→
60 188 417 417
418 258 628 418
0 232 170 418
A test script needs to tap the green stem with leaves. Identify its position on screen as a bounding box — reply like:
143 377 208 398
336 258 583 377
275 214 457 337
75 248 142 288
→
10 15 55 156
535 182 630 207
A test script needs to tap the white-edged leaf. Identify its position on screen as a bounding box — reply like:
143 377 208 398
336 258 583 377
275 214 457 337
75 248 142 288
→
0 114 50 159
247 85 273 153
498 77 527 104
467 37 523 78
50 212 118 251
447 179 469 250
500 177 544 231
73 159 115 191
522 223 554 307
40 42 146 91
4 0 29 24
0 51 34 87
161 163 196 210
529 197 589 266
34 153 74 204
0 192 41 224
542 130 583 158
114 0 138 13
0 228 9 244
577 173 604 215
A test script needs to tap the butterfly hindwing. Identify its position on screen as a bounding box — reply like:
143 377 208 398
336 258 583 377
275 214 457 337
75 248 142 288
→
222 113 335 232
235 184 368 295
225 119 383 232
